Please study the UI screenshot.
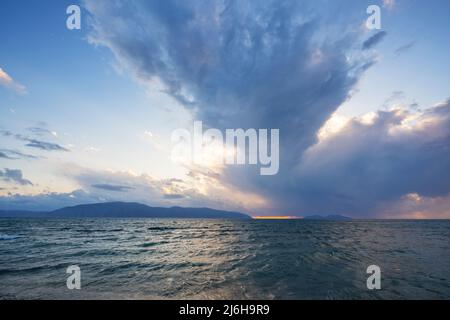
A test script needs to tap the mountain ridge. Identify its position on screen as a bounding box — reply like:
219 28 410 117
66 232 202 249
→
0 201 251 219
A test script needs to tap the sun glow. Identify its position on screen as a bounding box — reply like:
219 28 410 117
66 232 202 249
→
317 113 349 141
252 216 301 220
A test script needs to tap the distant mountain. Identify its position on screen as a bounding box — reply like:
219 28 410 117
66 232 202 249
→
303 214 352 221
0 202 251 219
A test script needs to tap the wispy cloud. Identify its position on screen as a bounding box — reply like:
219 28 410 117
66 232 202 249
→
362 31 387 50
27 126 58 138
394 41 415 56
382 91 405 108
0 168 33 186
0 149 38 160
91 184 134 192
1 128 69 152
23 138 69 152
0 129 13 137
0 67 27 94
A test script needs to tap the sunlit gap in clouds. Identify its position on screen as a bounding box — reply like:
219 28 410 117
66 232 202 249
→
252 216 302 220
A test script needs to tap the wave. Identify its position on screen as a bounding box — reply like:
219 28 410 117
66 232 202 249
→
0 234 21 241
140 241 169 247
147 226 178 231
74 228 124 233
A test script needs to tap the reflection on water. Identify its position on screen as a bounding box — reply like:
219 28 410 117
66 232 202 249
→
0 219 449 299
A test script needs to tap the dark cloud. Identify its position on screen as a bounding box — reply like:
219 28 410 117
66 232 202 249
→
1 128 68 152
84 0 376 213
24 138 69 152
362 31 387 50
0 168 33 186
291 100 450 217
85 0 371 138
163 194 185 200
91 184 134 192
0 190 97 211
0 149 38 160
15 0 431 218
0 151 10 159
0 167 247 212
68 167 254 213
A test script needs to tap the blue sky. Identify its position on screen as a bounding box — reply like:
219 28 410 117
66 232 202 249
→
1 0 450 218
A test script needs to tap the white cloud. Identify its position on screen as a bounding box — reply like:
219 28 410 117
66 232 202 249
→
0 67 27 94
378 193 450 219
295 100 450 218
144 130 153 137
383 0 396 10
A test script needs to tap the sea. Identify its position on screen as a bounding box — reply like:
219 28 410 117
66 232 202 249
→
0 218 449 299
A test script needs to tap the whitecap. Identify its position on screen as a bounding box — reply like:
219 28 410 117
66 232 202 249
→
0 234 21 240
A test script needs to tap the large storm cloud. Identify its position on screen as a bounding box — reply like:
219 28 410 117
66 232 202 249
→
82 0 450 217
293 100 450 216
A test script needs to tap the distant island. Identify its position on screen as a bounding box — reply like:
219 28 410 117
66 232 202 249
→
0 202 251 219
303 214 352 221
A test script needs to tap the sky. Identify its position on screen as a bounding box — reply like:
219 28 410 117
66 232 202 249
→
0 0 449 218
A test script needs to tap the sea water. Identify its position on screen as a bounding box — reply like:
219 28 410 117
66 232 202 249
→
0 218 449 299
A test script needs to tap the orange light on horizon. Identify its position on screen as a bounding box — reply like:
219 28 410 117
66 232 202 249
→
252 216 302 220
